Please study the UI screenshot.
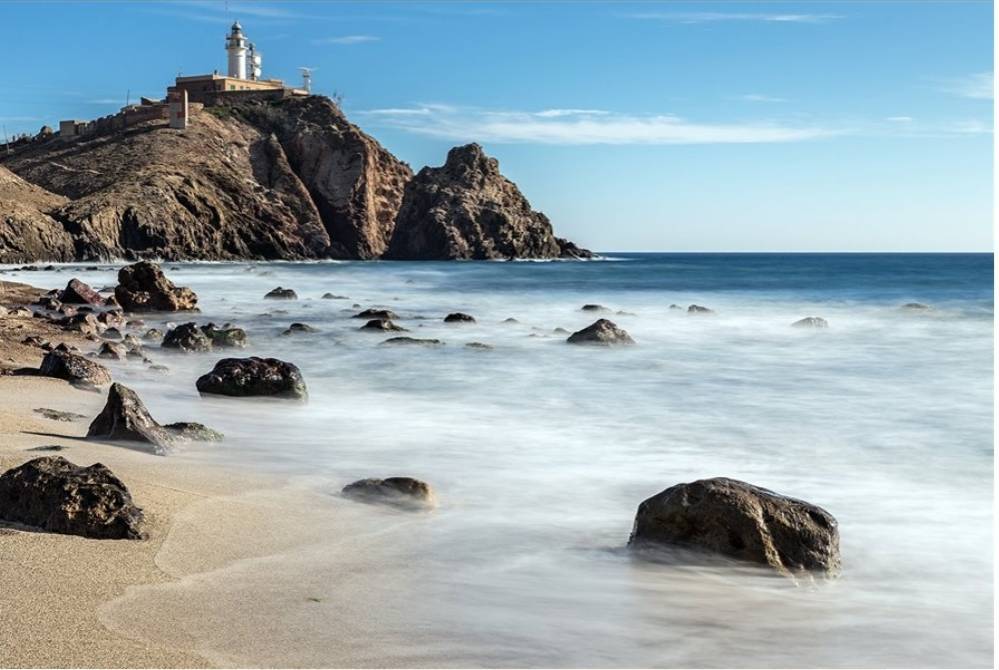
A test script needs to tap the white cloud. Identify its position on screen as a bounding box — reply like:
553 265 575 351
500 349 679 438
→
626 12 842 24
738 94 788 103
357 105 838 145
313 35 380 45
885 116 914 123
534 109 610 117
939 72 993 100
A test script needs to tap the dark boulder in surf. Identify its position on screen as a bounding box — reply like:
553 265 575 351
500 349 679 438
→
342 477 436 510
444 312 476 323
687 304 714 314
280 322 319 336
566 319 635 346
581 304 609 312
901 302 932 312
353 308 398 320
115 261 198 312
0 456 144 539
629 477 840 576
161 322 213 352
97 341 127 360
792 317 829 329
86 383 174 454
163 421 224 442
264 287 298 300
380 337 443 347
359 318 406 332
195 357 308 400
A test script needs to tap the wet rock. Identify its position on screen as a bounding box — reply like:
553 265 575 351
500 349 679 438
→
321 293 348 299
163 422 224 442
0 456 144 539
465 342 493 350
33 408 87 422
60 278 105 306
101 327 123 340
281 322 319 336
553 327 569 335
380 337 443 347
142 328 164 342
688 305 714 314
97 342 127 360
38 350 112 389
901 302 932 311
265 287 298 300
566 319 635 346
341 477 436 510
56 313 101 336
502 317 519 324
86 383 174 454
162 323 212 352
147 364 170 374
629 477 840 576
581 304 609 312
353 308 398 320
196 357 308 400
202 323 248 348
359 318 406 332
115 261 198 312
792 317 829 329
444 312 476 323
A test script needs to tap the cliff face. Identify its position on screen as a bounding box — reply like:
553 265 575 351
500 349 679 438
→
386 144 590 260
0 167 75 263
0 97 586 262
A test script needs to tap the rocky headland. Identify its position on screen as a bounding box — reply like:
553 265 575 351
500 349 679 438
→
0 96 589 262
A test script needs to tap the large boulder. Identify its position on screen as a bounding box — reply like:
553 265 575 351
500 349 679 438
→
342 477 436 510
195 357 308 400
161 322 213 352
566 319 635 346
86 383 174 454
629 477 840 576
0 456 144 539
38 350 112 389
60 278 105 306
114 261 197 312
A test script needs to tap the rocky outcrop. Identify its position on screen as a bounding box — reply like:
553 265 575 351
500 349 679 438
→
0 456 144 539
86 383 173 454
342 477 436 510
195 357 307 399
1 100 587 262
386 144 590 260
629 477 840 576
0 166 75 263
115 261 198 312
566 319 635 346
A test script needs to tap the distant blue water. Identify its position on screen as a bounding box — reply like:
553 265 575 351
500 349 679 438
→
3 253 994 668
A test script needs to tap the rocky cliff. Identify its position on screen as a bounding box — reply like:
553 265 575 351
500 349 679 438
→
386 144 590 260
0 96 587 261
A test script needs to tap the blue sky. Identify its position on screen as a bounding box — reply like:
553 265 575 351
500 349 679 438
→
0 1 993 251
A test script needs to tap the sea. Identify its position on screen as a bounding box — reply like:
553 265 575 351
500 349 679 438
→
3 253 993 667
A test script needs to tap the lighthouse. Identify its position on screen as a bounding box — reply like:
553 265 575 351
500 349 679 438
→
225 21 248 79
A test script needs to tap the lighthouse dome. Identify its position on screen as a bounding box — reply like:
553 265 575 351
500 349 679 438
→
231 21 242 32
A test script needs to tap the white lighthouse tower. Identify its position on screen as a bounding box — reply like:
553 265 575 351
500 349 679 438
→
225 21 248 79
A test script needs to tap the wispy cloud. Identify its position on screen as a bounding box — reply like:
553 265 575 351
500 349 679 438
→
312 35 380 45
625 12 842 24
737 94 788 103
885 116 914 123
938 72 993 100
356 105 838 145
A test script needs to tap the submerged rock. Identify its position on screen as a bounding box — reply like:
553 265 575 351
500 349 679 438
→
265 287 298 300
353 308 398 320
629 477 840 576
86 383 173 454
163 422 224 442
202 323 248 348
342 477 436 510
380 337 443 347
444 312 476 323
901 302 932 312
38 350 112 389
687 305 714 314
281 322 319 336
566 319 635 346
115 261 198 312
359 318 406 332
581 304 609 312
792 317 829 329
0 456 144 539
196 357 308 400
142 328 164 342
465 341 493 350
321 293 348 300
